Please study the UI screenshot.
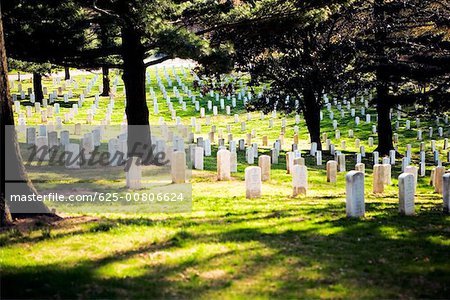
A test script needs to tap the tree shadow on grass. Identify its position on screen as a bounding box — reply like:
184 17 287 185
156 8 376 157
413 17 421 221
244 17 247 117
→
2 203 450 299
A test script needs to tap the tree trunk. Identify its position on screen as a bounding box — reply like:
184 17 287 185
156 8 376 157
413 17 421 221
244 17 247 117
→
33 72 44 103
64 66 70 80
0 9 50 224
374 0 394 156
101 65 110 96
121 26 152 161
1 22 50 224
1 5 12 226
376 98 394 155
302 88 322 150
0 10 12 226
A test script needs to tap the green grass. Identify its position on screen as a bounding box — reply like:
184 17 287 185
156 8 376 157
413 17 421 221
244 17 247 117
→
2 67 450 299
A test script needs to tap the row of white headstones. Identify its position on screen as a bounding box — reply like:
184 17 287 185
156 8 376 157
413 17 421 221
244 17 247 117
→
15 109 450 184
16 75 450 164
13 84 449 176
22 121 450 172
21 97 449 167
10 64 190 101
27 134 446 218
160 148 450 216
18 67 449 178
22 125 450 219
13 87 449 141
11 68 449 173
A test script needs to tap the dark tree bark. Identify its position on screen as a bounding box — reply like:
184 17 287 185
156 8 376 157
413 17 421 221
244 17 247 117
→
0 6 12 226
376 98 394 155
121 26 152 160
1 7 50 225
99 21 112 97
373 0 394 156
64 66 70 80
101 65 110 96
302 88 322 150
33 72 44 103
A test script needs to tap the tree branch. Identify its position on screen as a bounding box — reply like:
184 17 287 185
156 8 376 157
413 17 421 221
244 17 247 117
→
144 55 172 67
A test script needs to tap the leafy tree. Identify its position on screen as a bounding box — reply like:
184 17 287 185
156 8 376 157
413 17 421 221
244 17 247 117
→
2 0 215 159
2 0 90 65
8 59 54 103
354 0 450 155
205 0 449 154
206 0 359 149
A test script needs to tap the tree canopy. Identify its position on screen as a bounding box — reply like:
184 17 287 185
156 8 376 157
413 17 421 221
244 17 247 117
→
198 0 450 154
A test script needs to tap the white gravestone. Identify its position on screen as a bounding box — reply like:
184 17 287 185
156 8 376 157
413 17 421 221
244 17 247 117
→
292 165 308 196
108 138 121 166
346 171 365 218
48 131 59 148
217 149 231 181
35 136 49 161
443 174 450 214
194 147 204 170
327 160 338 183
404 166 418 193
258 155 271 181
64 143 81 169
398 173 415 216
434 166 445 194
230 151 238 173
338 154 346 172
245 166 262 199
171 151 186 184
26 127 36 145
373 164 385 193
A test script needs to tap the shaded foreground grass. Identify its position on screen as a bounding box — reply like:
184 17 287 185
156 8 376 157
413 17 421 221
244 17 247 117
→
1 167 449 299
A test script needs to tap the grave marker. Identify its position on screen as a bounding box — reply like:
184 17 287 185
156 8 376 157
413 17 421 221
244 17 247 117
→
230 151 238 173
171 151 186 183
194 147 204 170
398 173 415 215
258 155 271 181
338 154 346 172
26 127 36 145
217 149 231 180
292 165 308 196
245 166 262 199
65 143 81 169
346 171 365 217
443 174 450 214
434 166 445 194
326 160 338 183
355 163 365 174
